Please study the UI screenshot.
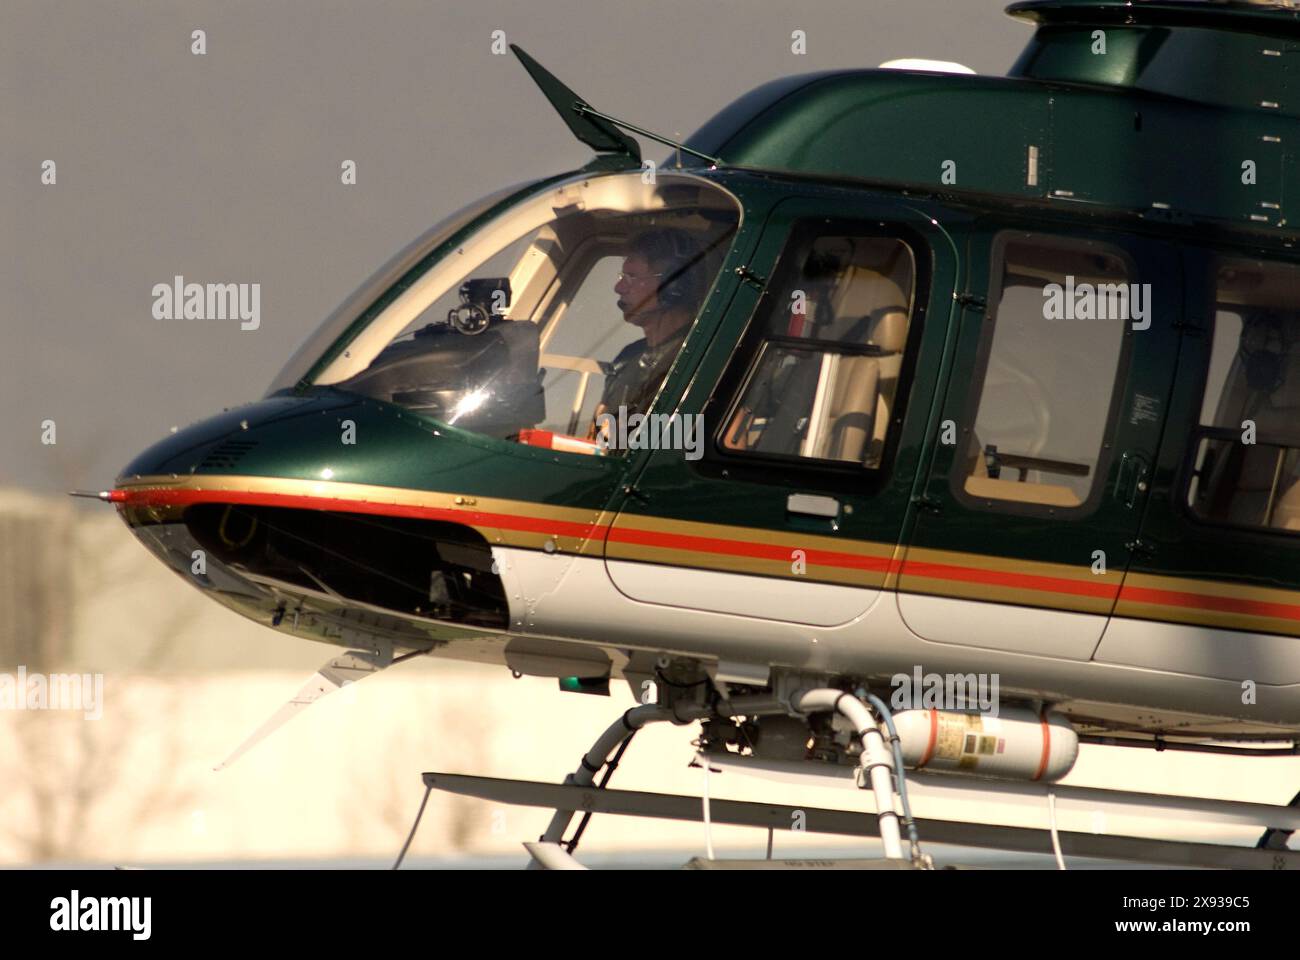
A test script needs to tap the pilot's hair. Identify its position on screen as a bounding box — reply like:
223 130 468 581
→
628 228 709 310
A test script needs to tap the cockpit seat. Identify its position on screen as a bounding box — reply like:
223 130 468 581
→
1211 336 1300 528
821 262 911 464
960 433 1084 508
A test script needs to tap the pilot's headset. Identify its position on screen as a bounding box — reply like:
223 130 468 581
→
632 228 708 313
1239 310 1290 395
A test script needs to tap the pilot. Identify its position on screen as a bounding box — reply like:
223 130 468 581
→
588 228 707 438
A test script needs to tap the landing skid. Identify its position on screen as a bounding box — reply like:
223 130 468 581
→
423 771 1300 871
1258 788 1300 851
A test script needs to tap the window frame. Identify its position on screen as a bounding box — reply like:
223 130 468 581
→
701 218 932 496
948 230 1139 520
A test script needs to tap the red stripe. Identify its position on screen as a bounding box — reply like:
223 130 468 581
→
899 557 1118 601
114 485 1300 625
607 524 893 572
115 487 603 540
1120 583 1300 623
1033 710 1051 782
118 486 894 574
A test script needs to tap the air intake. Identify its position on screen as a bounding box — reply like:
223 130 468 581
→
1007 0 1300 117
198 439 258 470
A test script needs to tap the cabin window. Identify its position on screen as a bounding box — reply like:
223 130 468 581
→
720 235 917 467
960 236 1130 509
1186 258 1300 532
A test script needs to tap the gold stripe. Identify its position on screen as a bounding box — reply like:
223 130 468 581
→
1114 600 1300 637
610 511 896 559
901 544 1126 586
1124 569 1300 606
606 542 885 588
118 473 601 524
900 576 1116 616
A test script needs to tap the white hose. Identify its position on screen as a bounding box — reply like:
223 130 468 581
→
537 704 672 847
1048 790 1067 870
523 841 590 870
791 688 904 860
531 701 709 871
700 751 716 860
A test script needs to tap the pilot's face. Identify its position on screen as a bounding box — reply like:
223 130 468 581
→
615 254 661 325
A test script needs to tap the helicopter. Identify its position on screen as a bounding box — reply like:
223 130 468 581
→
98 0 1300 867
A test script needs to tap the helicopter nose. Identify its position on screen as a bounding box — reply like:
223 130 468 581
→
109 388 512 638
114 393 358 482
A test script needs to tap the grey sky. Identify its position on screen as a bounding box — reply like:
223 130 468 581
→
3 0 1027 495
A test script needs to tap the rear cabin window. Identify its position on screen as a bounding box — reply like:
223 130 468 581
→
720 235 916 468
1187 257 1300 532
960 236 1131 509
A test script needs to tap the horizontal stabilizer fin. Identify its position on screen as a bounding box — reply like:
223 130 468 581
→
510 44 641 161
214 648 393 771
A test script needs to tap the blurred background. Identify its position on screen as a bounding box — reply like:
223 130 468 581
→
3 0 1298 867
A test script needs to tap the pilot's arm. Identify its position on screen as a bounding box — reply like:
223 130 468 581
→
586 340 648 440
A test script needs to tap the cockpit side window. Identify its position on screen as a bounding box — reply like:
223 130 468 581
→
307 173 740 449
1186 257 1300 532
719 233 917 468
959 235 1131 510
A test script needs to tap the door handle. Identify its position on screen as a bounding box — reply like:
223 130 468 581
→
1115 452 1150 509
1125 538 1157 560
787 493 839 519
910 493 943 515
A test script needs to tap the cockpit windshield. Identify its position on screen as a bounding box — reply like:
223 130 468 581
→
307 171 740 448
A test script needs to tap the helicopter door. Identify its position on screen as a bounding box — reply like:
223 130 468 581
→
1094 251 1300 684
602 197 956 625
897 227 1180 659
